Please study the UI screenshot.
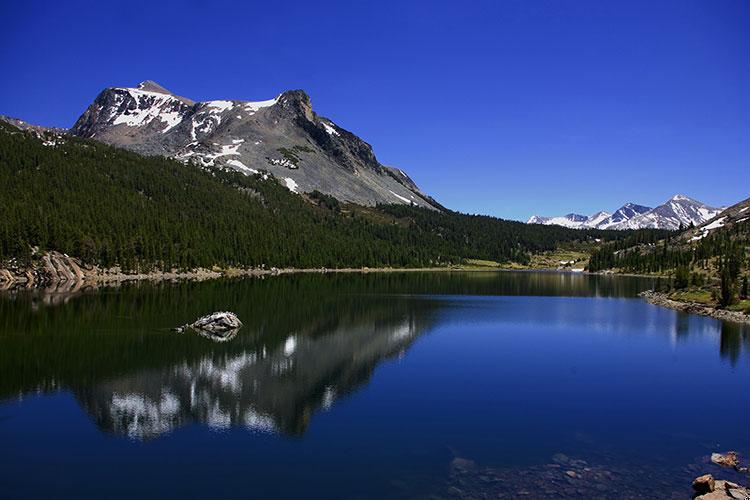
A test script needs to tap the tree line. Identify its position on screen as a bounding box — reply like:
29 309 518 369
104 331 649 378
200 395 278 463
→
588 221 749 306
0 121 655 272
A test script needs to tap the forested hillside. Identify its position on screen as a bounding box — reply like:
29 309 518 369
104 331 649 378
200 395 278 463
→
588 204 749 308
0 122 651 272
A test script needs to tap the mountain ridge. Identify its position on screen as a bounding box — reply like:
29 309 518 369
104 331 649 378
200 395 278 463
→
528 196 720 230
68 81 439 209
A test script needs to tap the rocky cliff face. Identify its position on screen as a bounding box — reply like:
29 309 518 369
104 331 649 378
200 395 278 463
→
70 81 438 208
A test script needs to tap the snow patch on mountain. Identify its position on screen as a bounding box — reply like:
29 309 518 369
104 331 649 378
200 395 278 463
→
389 190 411 203
226 159 258 175
322 121 340 136
243 96 279 114
205 100 235 112
284 177 299 193
527 213 591 228
110 88 186 132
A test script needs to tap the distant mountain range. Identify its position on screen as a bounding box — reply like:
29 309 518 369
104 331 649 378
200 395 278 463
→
53 80 439 209
527 195 722 230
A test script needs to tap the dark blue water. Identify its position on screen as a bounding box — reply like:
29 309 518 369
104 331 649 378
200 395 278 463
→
0 272 748 498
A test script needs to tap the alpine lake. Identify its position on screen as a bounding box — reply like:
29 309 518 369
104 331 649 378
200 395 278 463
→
1 271 749 499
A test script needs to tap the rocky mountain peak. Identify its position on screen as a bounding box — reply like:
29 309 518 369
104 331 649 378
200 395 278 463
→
565 213 587 221
276 89 315 122
670 194 694 202
136 80 172 94
68 81 438 209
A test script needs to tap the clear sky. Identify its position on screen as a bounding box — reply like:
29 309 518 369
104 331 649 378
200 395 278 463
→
1 0 747 221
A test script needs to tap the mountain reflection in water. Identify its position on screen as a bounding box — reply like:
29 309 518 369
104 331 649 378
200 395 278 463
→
1 271 748 444
1 273 452 439
78 310 430 439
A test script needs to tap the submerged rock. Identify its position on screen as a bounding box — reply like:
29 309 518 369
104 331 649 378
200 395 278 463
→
712 452 741 470
450 457 477 472
175 311 242 335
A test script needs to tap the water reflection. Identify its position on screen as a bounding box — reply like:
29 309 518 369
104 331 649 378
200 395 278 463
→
720 321 749 365
667 309 750 365
77 311 430 439
190 327 242 343
1 271 748 442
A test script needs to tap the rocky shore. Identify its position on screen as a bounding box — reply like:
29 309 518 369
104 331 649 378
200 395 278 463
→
0 251 600 291
437 451 750 499
640 290 750 325
0 251 526 291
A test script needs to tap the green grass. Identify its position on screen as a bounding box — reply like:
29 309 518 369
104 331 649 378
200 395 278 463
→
727 299 750 315
462 259 506 269
668 289 714 305
529 250 589 270
276 147 301 165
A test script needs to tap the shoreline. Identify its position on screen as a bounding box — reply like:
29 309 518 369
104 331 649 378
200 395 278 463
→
0 250 618 290
0 264 592 289
640 290 750 325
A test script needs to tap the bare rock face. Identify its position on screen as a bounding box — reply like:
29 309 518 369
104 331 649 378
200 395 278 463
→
693 474 716 495
0 251 86 286
70 81 439 209
694 479 750 500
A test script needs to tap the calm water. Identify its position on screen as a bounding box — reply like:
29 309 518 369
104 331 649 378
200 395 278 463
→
1 272 749 499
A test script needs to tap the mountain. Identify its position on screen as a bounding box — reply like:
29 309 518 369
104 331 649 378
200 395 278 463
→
528 203 650 229
0 115 66 136
527 196 720 230
3 119 643 279
583 210 613 228
526 213 589 228
595 203 651 229
610 195 721 230
681 196 750 242
588 197 749 295
69 81 438 209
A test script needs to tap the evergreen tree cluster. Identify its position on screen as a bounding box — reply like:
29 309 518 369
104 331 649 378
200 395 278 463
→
588 216 749 304
0 122 640 271
588 224 748 275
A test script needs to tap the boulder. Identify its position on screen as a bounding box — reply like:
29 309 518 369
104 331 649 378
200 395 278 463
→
693 474 716 495
712 452 740 469
175 311 242 334
694 479 750 500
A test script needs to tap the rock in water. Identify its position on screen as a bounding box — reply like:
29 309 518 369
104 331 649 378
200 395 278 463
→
175 312 242 334
694 479 750 500
712 452 740 469
191 311 242 332
693 474 716 495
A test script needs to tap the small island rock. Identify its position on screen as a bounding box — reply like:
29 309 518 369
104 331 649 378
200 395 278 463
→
175 311 243 333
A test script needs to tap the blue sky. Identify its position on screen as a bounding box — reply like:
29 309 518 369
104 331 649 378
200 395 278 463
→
1 0 747 221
